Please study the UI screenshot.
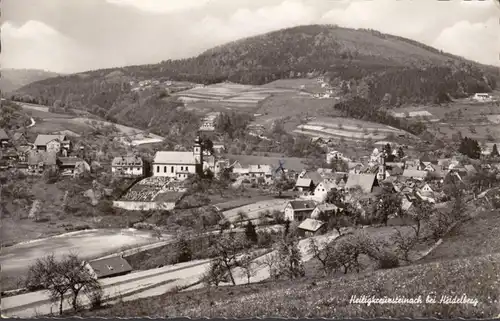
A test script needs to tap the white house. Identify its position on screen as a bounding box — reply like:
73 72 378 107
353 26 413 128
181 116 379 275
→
111 155 144 177
34 134 71 155
472 93 492 102
313 181 337 202
284 200 317 221
152 137 203 180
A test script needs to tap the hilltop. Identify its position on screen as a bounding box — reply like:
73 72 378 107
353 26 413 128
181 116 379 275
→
0 69 61 93
8 24 500 140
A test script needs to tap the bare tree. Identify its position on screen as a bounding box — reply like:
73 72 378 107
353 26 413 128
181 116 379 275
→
211 233 246 285
308 238 336 276
26 253 102 315
202 260 226 287
238 254 257 285
275 237 305 279
390 228 417 263
260 252 279 279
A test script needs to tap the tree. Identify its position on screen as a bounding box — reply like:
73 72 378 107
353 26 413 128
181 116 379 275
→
238 254 257 285
271 173 294 197
491 144 499 158
175 236 192 263
203 260 226 287
211 233 246 285
373 187 402 226
260 252 280 279
26 253 101 315
397 146 405 159
244 221 258 244
458 137 481 159
275 237 305 279
409 197 434 238
325 188 344 206
384 143 392 157
308 238 336 276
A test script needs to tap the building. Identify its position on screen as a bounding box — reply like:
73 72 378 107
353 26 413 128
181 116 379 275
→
27 150 58 175
34 134 71 155
402 169 428 181
313 181 338 202
152 137 203 180
295 177 314 192
58 157 90 176
284 200 317 221
111 155 144 177
472 93 492 102
84 256 133 279
344 173 378 194
0 129 10 148
297 218 326 237
311 203 341 220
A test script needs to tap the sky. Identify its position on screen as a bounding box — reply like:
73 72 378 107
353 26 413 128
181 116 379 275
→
1 0 499 73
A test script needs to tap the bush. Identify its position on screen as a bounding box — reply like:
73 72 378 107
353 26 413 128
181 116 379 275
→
375 251 400 269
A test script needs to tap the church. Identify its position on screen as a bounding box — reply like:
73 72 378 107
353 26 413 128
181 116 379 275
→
152 136 204 180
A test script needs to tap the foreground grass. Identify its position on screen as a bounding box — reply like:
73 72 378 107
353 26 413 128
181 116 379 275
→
78 252 500 319
422 210 500 263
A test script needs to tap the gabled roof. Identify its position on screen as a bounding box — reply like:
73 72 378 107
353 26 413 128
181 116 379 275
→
34 134 66 147
295 177 313 187
0 128 9 140
12 132 25 141
464 164 477 174
315 203 341 212
87 256 132 278
153 151 197 165
345 173 377 193
304 171 323 186
289 200 316 211
315 181 337 192
402 169 428 178
112 155 143 167
298 218 324 232
249 164 273 174
58 157 85 167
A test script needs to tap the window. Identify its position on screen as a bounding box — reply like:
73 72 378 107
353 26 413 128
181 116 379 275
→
164 166 166 173
156 166 160 172
181 166 183 171
171 166 174 173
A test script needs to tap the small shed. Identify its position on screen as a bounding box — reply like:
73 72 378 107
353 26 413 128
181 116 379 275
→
84 256 133 279
297 218 326 237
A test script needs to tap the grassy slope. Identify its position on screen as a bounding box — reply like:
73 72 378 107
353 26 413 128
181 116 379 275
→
77 210 500 318
79 253 500 319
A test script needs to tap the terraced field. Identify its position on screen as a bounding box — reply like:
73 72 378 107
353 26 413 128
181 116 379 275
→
293 117 409 141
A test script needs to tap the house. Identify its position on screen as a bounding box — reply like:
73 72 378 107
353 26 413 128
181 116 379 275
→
84 256 132 279
437 158 451 170
249 164 273 178
27 150 58 174
422 162 437 172
313 181 338 201
297 218 326 237
284 200 317 221
0 128 10 148
348 162 364 174
405 159 424 171
34 134 71 155
317 168 333 176
152 137 203 180
112 155 144 177
58 157 90 176
301 171 324 187
295 177 314 192
311 203 341 219
402 169 428 181
231 161 250 176
421 183 434 193
344 173 378 194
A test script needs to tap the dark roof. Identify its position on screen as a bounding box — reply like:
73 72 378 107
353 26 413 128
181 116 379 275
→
58 157 84 166
0 128 9 140
289 200 316 211
226 154 307 172
87 256 132 278
304 171 323 185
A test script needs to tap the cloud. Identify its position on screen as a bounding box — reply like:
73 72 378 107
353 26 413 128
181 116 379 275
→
105 0 210 14
433 17 500 66
192 0 318 47
1 21 97 73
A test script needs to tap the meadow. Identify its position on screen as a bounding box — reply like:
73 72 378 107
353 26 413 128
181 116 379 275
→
293 117 408 141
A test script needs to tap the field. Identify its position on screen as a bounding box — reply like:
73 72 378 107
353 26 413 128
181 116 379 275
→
221 199 289 224
20 103 165 146
293 117 409 141
226 153 308 172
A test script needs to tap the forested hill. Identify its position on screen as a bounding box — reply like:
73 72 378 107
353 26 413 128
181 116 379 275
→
10 24 500 127
0 68 61 93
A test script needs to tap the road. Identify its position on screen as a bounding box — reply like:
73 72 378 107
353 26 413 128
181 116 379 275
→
1 258 213 317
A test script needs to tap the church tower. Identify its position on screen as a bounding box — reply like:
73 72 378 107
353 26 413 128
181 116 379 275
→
193 135 203 175
377 151 387 181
